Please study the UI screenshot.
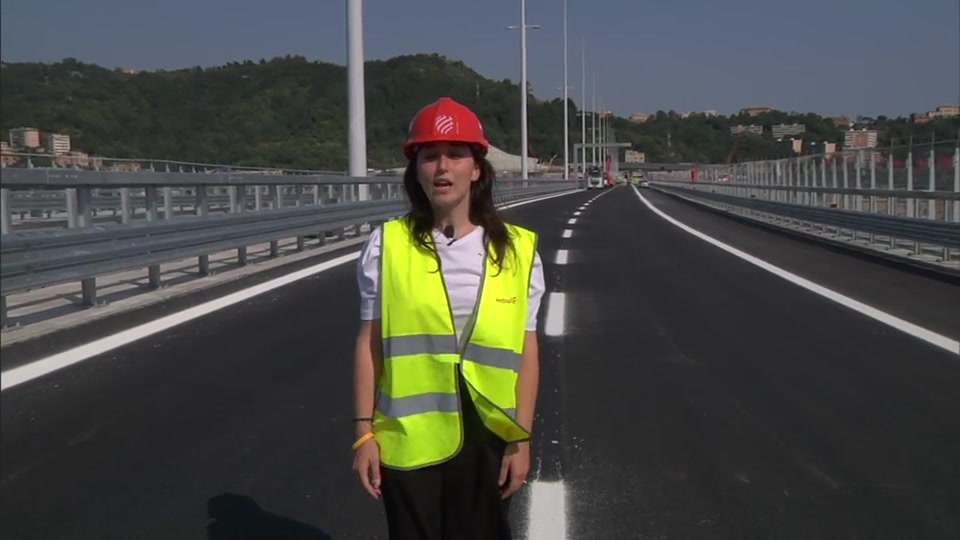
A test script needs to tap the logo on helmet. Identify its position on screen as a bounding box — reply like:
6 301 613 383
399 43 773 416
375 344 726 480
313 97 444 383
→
435 114 455 135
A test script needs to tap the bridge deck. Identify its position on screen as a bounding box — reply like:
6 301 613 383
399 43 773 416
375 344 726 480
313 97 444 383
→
2 187 958 538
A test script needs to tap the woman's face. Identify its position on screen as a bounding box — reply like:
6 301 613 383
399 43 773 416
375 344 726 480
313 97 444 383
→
416 142 480 209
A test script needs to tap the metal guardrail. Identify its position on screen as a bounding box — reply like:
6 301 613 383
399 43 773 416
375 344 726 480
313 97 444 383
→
0 168 571 233
650 181 960 271
1 151 349 177
0 181 577 326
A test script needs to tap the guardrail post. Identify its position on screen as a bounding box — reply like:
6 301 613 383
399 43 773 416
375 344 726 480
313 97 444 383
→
76 187 93 228
163 187 173 219
830 156 839 211
66 188 79 228
121 188 131 224
191 185 210 275
855 151 864 216
81 278 97 307
1 188 11 234
145 187 159 221
906 150 918 253
888 153 896 249
842 154 850 213
268 186 282 257
869 155 877 244
144 187 162 287
907 150 915 218
819 157 827 209
953 146 959 223
928 145 937 221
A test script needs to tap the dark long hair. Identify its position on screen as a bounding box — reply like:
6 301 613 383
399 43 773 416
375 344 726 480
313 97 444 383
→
402 145 514 274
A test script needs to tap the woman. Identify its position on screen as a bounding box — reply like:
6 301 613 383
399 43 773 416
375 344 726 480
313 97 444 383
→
352 97 545 539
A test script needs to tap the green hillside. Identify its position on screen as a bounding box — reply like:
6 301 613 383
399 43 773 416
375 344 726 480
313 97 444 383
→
1 54 956 169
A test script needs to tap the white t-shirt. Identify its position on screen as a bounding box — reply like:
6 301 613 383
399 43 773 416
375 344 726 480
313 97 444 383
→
357 224 545 340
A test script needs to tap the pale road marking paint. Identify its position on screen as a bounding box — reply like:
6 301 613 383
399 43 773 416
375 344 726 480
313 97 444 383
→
527 479 568 539
544 292 566 336
632 185 960 355
561 229 573 238
0 189 585 392
573 211 582 216
567 217 577 225
555 249 569 265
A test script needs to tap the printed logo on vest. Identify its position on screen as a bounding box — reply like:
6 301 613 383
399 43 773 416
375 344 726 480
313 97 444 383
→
495 296 517 304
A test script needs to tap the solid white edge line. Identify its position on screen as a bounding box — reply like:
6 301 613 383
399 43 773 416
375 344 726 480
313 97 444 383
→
631 185 960 355
1 188 586 392
1 251 361 391
544 292 566 337
526 479 568 540
555 249 569 265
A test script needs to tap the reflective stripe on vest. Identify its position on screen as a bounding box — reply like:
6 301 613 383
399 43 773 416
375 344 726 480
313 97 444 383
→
374 217 536 470
384 334 521 372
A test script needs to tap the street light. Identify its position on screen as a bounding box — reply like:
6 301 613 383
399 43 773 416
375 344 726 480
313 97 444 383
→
591 75 597 166
581 40 587 179
599 101 604 170
562 0 569 181
557 80 574 177
507 0 541 180
346 0 368 200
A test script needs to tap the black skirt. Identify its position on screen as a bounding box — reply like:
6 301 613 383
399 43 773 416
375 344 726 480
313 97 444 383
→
378 375 512 540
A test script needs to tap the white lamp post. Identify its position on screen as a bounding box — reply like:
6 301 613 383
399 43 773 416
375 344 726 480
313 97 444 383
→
346 0 367 200
508 0 540 180
562 0 569 181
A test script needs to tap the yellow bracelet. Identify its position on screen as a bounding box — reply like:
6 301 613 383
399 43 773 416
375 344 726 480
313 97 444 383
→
352 432 375 451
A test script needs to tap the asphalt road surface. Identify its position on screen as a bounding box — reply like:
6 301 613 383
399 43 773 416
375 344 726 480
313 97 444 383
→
2 186 958 539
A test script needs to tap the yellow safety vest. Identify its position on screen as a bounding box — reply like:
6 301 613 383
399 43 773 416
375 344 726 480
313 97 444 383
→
373 217 537 470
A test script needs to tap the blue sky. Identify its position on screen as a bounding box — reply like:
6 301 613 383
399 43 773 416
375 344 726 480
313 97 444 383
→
2 0 957 118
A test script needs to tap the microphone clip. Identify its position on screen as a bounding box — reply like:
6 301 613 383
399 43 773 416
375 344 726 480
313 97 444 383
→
442 225 456 246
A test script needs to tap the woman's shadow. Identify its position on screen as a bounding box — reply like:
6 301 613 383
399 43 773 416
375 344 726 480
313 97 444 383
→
207 493 332 540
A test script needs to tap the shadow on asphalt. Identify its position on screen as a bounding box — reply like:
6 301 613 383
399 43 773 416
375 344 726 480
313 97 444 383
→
207 493 332 540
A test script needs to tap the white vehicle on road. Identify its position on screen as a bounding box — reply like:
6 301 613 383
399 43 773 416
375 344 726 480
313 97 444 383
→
586 166 604 189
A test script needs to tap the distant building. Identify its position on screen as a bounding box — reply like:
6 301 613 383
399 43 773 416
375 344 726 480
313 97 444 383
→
844 129 878 149
629 113 650 123
44 133 71 155
703 110 718 117
831 116 852 128
740 106 773 116
625 150 646 163
9 127 40 149
54 151 101 168
772 123 805 139
805 141 838 156
912 104 960 123
730 125 763 135
937 104 960 116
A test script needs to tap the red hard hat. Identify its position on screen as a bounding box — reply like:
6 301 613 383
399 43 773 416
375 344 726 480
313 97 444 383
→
403 97 489 160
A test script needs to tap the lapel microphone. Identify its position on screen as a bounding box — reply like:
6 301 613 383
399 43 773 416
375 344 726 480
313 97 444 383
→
442 225 456 246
